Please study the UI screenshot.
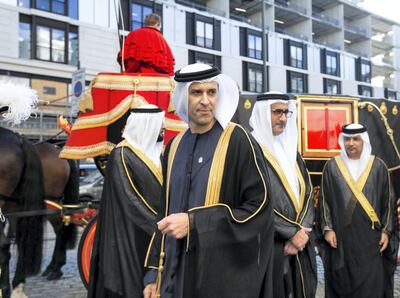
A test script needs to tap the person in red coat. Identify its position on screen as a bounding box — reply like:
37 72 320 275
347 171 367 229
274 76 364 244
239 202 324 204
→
118 13 175 75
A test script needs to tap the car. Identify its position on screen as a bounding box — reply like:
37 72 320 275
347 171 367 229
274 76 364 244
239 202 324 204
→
79 170 104 202
79 164 98 182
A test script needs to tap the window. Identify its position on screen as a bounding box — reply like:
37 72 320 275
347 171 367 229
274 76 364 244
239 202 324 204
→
186 13 221 51
18 0 79 19
248 34 262 60
290 46 303 68
284 39 307 69
196 20 213 48
119 0 163 31
287 71 308 93
131 3 153 30
324 78 341 94
19 22 31 59
361 63 371 82
19 15 79 66
188 50 221 69
243 62 265 93
384 88 397 100
239 28 266 61
358 85 373 97
68 30 79 66
321 49 340 76
18 0 30 7
355 57 371 83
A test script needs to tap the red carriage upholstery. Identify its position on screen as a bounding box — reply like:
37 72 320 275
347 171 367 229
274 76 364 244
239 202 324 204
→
60 72 186 159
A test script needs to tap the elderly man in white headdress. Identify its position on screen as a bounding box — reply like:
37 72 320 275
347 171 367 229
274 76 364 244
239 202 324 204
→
249 92 317 298
143 63 274 298
88 104 165 298
319 123 397 298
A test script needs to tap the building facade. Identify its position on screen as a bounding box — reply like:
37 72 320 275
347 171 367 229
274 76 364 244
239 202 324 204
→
0 0 399 139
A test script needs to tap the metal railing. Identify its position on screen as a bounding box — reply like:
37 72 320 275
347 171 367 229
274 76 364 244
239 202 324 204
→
344 24 369 37
313 39 341 50
175 0 226 17
0 111 69 141
274 0 307 15
230 14 270 31
276 28 309 41
312 11 340 27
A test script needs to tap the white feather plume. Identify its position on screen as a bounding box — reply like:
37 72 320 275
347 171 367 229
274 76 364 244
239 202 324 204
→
0 81 38 125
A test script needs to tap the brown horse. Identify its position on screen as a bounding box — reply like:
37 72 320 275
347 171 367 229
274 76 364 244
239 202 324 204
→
0 126 78 297
35 142 79 281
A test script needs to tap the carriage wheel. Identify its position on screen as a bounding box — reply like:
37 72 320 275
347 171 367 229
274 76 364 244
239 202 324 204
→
77 217 97 288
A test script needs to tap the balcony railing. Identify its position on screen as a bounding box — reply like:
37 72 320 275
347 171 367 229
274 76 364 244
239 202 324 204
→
313 39 341 50
344 24 369 37
312 11 340 27
274 0 307 15
230 14 270 31
175 0 226 17
276 28 308 41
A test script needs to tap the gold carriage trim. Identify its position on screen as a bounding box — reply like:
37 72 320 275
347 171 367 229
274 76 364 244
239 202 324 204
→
93 74 175 91
72 95 146 131
164 118 188 132
59 141 115 159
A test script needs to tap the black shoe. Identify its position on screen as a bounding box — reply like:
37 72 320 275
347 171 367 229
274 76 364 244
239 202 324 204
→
46 270 63 281
41 266 53 277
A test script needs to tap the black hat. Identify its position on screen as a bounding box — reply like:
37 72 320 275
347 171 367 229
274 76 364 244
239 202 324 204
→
130 107 163 113
341 123 367 134
256 92 290 102
174 64 221 82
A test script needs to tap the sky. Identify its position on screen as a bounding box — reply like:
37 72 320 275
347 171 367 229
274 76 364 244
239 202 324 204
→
360 0 400 23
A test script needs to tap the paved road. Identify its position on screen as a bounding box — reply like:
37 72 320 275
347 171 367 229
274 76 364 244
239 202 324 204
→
8 223 400 297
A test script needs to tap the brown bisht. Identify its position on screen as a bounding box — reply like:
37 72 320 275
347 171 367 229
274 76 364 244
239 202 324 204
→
261 148 317 298
88 140 162 298
145 123 275 298
318 156 398 298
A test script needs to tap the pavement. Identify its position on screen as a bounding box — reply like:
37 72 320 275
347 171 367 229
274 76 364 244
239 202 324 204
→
7 223 400 297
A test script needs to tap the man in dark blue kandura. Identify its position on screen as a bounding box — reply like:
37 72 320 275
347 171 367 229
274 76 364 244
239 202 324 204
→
143 63 275 298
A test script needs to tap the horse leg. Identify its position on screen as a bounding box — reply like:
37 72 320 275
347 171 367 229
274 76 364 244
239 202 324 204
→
42 215 65 280
12 239 26 290
0 222 11 298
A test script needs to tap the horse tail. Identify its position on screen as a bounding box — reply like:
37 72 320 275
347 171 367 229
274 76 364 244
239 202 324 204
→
62 159 79 249
15 136 44 276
